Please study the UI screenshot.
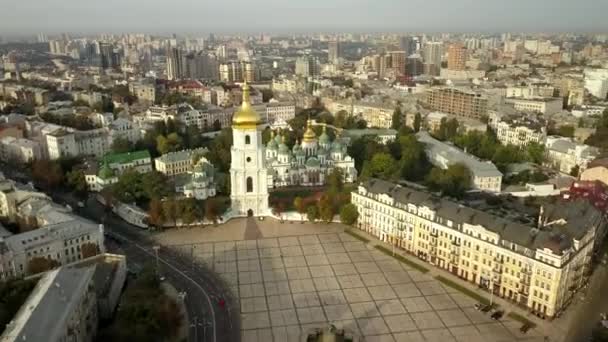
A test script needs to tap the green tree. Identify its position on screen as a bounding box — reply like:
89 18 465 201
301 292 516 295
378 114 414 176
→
156 133 183 155
185 125 203 149
398 134 431 181
66 170 87 197
360 153 399 181
294 197 306 220
162 198 179 227
326 168 344 195
111 137 133 153
0 279 38 333
570 165 580 177
413 113 422 132
557 125 575 138
317 194 335 223
525 142 545 164
334 110 348 128
180 198 198 224
147 198 165 229
426 163 472 199
141 171 172 200
339 204 359 225
391 107 403 130
307 205 319 223
204 198 220 224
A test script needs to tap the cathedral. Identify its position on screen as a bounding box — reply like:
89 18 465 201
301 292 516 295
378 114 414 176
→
265 120 357 188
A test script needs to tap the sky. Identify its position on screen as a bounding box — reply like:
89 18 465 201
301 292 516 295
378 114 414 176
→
1 0 607 35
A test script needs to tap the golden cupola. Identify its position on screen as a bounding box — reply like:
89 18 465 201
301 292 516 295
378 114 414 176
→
232 82 261 129
302 118 317 142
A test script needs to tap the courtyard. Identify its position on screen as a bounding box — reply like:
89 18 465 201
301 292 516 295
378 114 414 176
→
157 219 549 342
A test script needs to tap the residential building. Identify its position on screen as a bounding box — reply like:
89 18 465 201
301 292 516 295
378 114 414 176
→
219 61 256 83
495 117 547 147
424 87 488 120
506 84 556 99
423 42 443 76
0 215 105 279
352 179 605 318
328 39 341 64
154 147 209 176
129 81 156 103
266 101 296 125
166 47 184 80
266 124 357 188
46 128 78 160
342 129 397 145
447 43 467 71
0 137 42 164
584 68 608 99
0 267 98 342
545 137 599 174
295 56 319 77
417 131 502 192
505 97 563 115
102 150 152 174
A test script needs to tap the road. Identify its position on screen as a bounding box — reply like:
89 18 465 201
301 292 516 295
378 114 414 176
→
74 193 240 342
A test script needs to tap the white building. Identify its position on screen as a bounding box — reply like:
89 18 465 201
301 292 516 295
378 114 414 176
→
545 136 599 174
265 124 357 188
108 117 141 144
505 97 563 115
0 267 98 342
417 131 502 192
0 137 42 163
154 147 208 176
584 68 608 99
46 128 79 160
229 83 270 217
352 179 604 318
265 100 296 125
175 157 216 200
0 215 105 279
495 118 547 147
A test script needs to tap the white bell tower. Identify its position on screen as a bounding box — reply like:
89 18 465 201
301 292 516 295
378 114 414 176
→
229 83 269 217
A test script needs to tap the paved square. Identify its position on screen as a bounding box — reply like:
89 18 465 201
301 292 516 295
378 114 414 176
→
181 230 539 342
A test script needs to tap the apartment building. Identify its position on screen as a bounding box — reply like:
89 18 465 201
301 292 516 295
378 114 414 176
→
352 179 605 317
545 137 599 174
266 101 296 125
495 117 547 148
0 137 42 163
0 267 98 342
505 97 563 115
154 147 208 176
417 132 503 192
424 87 488 120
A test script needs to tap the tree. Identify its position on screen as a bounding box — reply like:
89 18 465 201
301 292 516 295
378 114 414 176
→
0 279 38 333
570 165 580 178
66 170 87 197
27 257 60 274
307 205 319 223
360 153 399 181
81 242 100 259
180 198 198 225
426 163 472 199
111 137 133 153
32 160 63 189
340 204 359 225
557 125 575 138
326 168 344 195
147 198 165 229
334 110 348 128
184 124 203 149
272 201 286 221
413 113 422 132
525 142 545 164
205 198 220 224
317 194 334 223
398 134 431 182
212 119 222 131
162 198 180 227
294 197 306 220
391 107 403 130
156 133 183 155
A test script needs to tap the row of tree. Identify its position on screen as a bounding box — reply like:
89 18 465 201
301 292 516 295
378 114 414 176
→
39 112 100 131
147 197 225 228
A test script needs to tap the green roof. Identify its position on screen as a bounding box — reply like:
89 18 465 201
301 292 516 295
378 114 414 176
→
102 150 151 166
98 163 116 180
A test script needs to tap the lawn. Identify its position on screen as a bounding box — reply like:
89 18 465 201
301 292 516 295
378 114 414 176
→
435 275 491 305
374 245 430 273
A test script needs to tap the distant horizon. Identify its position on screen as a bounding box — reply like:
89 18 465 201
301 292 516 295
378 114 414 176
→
1 0 607 37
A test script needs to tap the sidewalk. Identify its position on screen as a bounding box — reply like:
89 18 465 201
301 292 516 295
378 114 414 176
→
346 228 564 341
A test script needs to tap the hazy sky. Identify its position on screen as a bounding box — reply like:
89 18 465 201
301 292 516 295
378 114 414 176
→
1 0 607 34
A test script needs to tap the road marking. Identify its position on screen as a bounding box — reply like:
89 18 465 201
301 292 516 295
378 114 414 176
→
111 232 218 342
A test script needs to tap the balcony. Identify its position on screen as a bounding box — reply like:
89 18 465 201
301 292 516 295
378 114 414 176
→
493 266 503 274
430 231 438 238
451 239 461 246
494 256 504 264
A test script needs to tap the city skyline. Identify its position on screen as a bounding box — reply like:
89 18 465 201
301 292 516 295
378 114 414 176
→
1 0 608 35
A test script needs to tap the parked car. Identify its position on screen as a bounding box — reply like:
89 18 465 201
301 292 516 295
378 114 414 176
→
491 310 504 320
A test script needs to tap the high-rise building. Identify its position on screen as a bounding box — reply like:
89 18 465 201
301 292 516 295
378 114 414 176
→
406 54 423 77
219 61 256 83
295 56 319 77
447 43 467 71
389 51 406 76
166 47 184 80
99 42 116 70
423 42 443 76
328 39 341 64
399 36 417 56
37 33 48 43
184 52 219 80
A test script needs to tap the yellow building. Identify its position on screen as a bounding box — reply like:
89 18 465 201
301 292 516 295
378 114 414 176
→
352 179 605 318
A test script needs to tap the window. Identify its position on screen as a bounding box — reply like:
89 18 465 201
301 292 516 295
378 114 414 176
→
245 135 251 144
246 177 253 193
246 157 251 163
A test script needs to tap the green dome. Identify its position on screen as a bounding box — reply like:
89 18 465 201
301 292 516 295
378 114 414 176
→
305 157 321 168
331 140 343 152
295 148 306 157
98 163 115 180
267 139 278 150
317 147 328 156
319 126 330 144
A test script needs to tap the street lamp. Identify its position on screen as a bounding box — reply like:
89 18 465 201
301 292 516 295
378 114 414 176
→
152 245 160 276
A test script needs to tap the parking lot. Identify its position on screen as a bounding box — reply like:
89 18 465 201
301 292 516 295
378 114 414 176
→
173 228 548 342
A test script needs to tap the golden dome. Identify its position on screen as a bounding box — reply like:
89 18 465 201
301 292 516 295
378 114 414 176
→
232 82 261 129
303 118 317 142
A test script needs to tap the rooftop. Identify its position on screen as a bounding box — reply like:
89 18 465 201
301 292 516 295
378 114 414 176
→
156 147 209 164
360 178 602 256
102 150 151 166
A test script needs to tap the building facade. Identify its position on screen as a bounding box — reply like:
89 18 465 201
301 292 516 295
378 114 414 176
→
425 87 488 120
154 147 208 176
352 179 604 318
495 118 547 147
